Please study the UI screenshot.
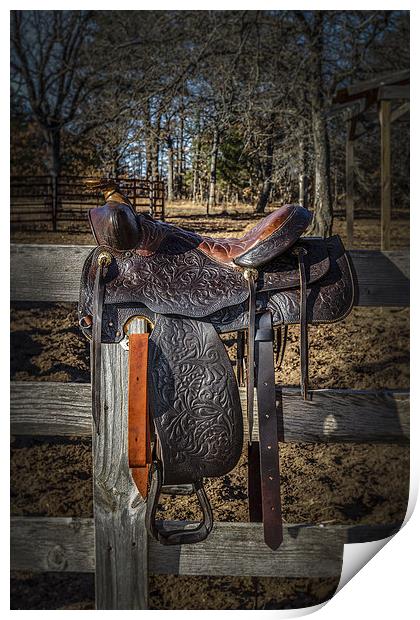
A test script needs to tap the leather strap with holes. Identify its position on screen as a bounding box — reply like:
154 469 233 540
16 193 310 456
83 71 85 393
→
128 333 151 499
255 310 283 549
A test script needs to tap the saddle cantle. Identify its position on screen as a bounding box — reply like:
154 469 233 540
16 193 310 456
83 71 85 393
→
79 186 354 549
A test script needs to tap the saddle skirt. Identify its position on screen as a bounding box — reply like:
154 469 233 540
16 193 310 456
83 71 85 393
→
79 234 354 341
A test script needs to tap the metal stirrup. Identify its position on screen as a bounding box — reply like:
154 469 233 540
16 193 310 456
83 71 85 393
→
145 460 213 545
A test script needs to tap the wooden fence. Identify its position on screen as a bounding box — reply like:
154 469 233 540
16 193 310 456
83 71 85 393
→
10 244 409 609
10 175 165 231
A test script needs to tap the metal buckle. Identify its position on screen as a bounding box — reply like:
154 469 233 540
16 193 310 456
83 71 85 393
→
292 246 308 257
97 251 112 267
243 267 259 282
120 315 155 350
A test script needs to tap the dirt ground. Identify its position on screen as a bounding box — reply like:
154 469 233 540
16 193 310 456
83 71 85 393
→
10 206 409 609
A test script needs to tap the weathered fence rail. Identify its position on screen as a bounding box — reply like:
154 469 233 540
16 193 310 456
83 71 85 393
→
11 383 409 443
10 245 409 305
11 517 400 578
10 243 409 609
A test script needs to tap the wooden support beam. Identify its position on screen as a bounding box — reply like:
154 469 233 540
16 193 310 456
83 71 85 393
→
92 341 148 609
379 100 392 251
148 521 399 577
11 517 95 573
391 102 410 123
334 70 409 101
378 85 410 100
11 517 402 578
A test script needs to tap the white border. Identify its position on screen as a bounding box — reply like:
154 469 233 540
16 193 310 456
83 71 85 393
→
3 4 416 617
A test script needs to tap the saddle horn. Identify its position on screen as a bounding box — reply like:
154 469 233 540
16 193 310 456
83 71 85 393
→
87 178 139 251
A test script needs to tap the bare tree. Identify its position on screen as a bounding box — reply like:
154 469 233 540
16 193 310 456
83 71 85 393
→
11 9 408 220
11 10 100 177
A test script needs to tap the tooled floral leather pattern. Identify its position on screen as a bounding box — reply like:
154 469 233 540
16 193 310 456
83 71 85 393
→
268 248 354 325
149 315 243 484
260 238 329 290
111 251 246 314
82 246 248 319
136 213 201 255
207 236 355 332
78 234 353 341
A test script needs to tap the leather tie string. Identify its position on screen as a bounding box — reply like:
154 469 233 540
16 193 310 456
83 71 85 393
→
295 247 309 400
91 251 111 435
236 330 245 387
244 268 258 444
275 325 288 367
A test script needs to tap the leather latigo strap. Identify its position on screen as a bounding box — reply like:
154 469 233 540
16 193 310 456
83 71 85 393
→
128 333 151 499
255 310 283 550
244 268 258 443
248 441 263 522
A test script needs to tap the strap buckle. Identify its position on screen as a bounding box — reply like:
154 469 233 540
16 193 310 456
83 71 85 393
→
243 267 259 282
120 315 155 350
97 251 112 267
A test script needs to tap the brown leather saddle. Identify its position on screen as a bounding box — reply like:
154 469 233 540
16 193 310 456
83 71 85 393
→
79 188 354 549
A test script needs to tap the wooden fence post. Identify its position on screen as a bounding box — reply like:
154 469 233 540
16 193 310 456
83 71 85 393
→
379 99 392 251
148 180 154 217
93 337 149 609
346 119 355 248
51 175 58 232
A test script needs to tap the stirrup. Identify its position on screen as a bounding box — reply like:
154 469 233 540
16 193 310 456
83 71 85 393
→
145 460 213 545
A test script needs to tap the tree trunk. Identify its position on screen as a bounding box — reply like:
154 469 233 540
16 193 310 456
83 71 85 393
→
166 135 174 202
309 102 332 236
45 128 61 178
144 105 160 183
256 178 272 214
306 12 333 237
256 118 275 214
44 128 61 232
192 158 199 203
175 111 185 198
199 178 204 204
192 113 201 203
145 138 152 181
298 137 308 208
207 127 219 214
151 115 161 182
110 153 122 178
192 136 201 203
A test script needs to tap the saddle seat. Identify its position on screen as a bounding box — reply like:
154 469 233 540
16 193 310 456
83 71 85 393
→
199 204 312 268
88 196 312 270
